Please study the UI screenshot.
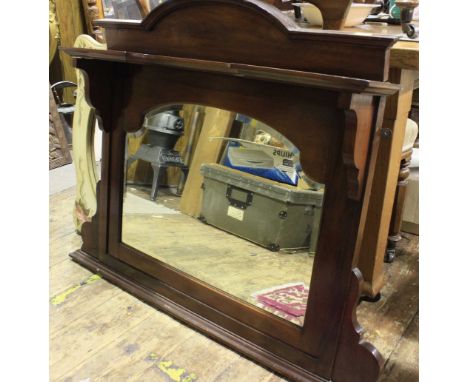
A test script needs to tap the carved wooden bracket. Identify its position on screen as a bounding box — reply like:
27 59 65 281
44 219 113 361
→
338 93 376 201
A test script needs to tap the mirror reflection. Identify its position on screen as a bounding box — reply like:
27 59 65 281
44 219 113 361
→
122 104 325 326
102 0 164 20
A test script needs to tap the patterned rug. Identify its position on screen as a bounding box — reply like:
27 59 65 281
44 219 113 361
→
252 282 309 326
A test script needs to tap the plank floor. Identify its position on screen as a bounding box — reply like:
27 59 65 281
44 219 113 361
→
50 186 418 382
122 188 314 325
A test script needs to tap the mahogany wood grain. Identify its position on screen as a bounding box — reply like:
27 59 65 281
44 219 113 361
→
64 47 398 96
331 269 384 382
65 1 397 380
338 93 375 200
93 0 396 81
73 59 383 379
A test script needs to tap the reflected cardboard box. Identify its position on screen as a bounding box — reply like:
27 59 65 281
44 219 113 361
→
214 137 300 186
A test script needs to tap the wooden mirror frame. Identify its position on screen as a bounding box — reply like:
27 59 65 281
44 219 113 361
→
64 1 399 381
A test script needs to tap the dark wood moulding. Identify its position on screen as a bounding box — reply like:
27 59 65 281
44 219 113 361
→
66 1 399 381
63 47 399 96
92 0 397 81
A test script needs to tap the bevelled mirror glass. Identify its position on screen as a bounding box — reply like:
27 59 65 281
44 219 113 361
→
121 104 325 326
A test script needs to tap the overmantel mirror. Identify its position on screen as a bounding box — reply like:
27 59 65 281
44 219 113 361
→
65 1 399 381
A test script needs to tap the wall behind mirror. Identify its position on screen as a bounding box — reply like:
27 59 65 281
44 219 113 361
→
121 104 325 327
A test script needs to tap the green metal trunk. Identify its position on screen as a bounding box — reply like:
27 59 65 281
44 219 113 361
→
199 164 324 252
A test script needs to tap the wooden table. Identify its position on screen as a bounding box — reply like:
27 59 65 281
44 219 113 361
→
357 36 419 297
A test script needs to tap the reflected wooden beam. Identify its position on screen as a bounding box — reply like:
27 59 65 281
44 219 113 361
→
179 108 235 218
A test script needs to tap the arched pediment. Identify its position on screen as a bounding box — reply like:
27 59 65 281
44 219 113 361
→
94 0 396 81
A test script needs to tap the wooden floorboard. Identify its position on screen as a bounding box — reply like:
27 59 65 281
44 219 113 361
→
378 313 419 382
49 256 94 296
50 275 122 336
358 233 419 365
50 186 418 381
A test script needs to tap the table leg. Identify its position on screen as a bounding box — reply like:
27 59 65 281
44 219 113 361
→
358 68 417 297
385 151 412 262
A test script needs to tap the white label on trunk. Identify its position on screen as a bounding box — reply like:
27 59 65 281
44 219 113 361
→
227 206 244 221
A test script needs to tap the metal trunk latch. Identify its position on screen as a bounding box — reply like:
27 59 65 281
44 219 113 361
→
226 185 253 210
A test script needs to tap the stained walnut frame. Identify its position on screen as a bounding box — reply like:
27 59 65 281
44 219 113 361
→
65 1 398 381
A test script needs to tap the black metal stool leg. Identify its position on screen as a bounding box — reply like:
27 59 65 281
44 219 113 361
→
176 167 189 195
150 164 163 200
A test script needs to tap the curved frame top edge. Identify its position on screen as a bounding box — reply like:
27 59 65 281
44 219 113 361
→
93 0 397 46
